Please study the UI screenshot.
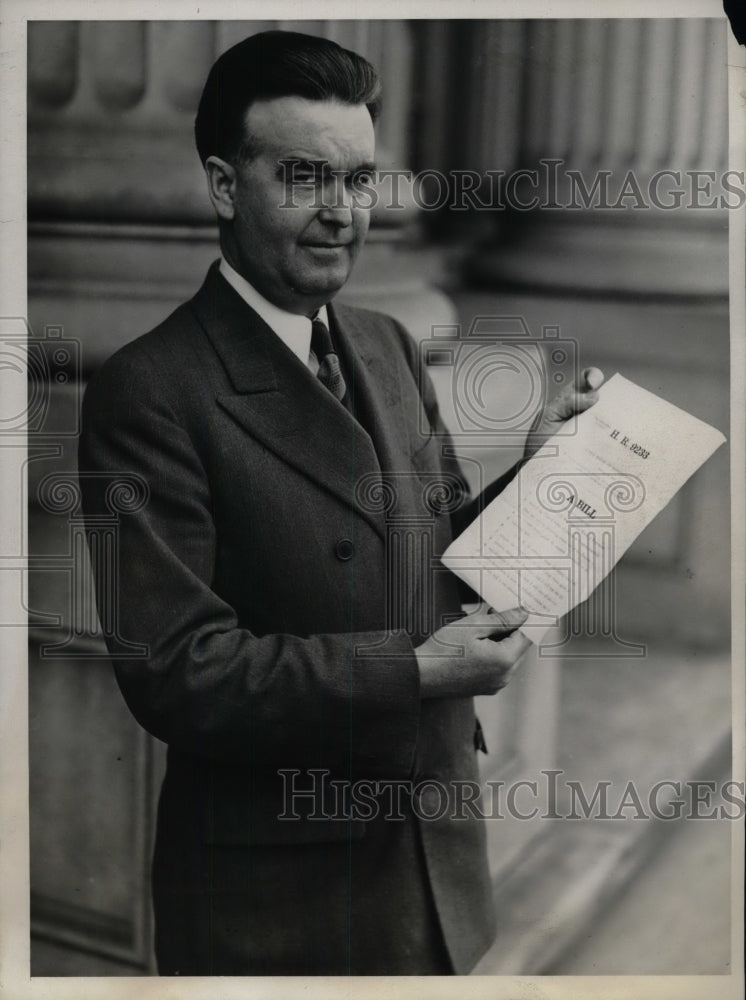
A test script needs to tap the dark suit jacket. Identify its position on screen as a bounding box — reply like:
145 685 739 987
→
79 263 501 975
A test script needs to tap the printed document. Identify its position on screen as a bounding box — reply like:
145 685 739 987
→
442 374 726 642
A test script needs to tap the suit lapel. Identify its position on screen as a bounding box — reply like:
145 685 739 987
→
331 302 425 524
329 302 410 477
331 304 437 634
191 265 389 541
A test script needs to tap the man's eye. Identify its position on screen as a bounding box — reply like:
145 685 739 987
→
279 160 324 186
351 171 374 188
289 168 323 186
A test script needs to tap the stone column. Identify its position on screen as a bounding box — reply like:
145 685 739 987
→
449 18 730 296
28 19 456 342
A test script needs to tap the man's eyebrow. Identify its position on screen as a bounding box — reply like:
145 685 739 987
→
276 157 378 174
277 157 326 170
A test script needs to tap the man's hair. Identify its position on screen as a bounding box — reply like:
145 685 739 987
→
195 30 382 166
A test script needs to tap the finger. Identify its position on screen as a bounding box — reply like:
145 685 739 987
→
487 605 529 630
456 613 509 638
494 628 532 660
454 608 525 641
558 369 604 419
467 605 527 623
569 389 599 414
481 606 530 638
582 367 604 391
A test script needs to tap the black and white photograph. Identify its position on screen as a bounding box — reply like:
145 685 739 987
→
0 2 744 997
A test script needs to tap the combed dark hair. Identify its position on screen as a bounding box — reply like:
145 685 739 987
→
195 30 382 165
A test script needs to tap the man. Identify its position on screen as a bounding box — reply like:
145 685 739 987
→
79 30 602 976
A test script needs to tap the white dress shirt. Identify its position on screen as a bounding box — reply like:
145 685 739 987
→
219 257 329 372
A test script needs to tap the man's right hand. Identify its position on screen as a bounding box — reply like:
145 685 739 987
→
415 606 531 699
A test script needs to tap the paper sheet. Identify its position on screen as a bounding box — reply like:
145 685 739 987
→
442 374 726 642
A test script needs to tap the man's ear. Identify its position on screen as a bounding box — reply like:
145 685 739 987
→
205 156 237 221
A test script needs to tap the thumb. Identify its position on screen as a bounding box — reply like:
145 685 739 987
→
486 605 530 635
558 367 605 419
580 367 604 392
494 628 533 659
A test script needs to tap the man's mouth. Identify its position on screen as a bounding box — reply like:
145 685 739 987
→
301 242 352 249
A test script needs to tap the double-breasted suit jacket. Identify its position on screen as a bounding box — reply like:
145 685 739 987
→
79 262 500 975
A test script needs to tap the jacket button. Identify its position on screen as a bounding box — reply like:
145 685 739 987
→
334 538 354 561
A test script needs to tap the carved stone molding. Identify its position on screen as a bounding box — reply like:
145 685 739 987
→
28 20 415 226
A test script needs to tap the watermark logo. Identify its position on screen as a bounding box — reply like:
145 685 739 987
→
277 159 746 213
0 317 81 437
354 470 468 656
34 472 149 658
419 316 577 444
277 769 745 823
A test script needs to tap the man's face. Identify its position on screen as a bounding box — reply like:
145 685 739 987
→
221 96 376 315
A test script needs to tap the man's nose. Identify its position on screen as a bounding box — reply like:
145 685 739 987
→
317 178 354 226
318 203 353 227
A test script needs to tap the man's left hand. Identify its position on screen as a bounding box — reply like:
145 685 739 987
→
523 366 605 462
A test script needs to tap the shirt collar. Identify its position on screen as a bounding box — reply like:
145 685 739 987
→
219 257 328 365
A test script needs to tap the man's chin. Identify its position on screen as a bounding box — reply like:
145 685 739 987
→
293 267 353 300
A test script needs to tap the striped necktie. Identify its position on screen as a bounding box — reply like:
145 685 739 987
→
311 317 347 402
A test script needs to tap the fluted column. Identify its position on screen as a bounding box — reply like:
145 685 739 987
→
28 19 453 336
518 18 727 174
28 19 416 222
28 21 211 221
453 18 730 296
